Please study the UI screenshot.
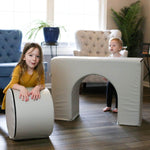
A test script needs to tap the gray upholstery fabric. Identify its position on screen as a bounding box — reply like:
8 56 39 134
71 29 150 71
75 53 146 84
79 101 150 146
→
0 30 22 63
0 30 22 88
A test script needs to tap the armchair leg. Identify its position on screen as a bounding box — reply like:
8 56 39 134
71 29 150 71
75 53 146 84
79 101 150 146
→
79 83 87 94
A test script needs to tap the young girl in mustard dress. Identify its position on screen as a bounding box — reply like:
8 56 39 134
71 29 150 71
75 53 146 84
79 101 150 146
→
1 43 45 110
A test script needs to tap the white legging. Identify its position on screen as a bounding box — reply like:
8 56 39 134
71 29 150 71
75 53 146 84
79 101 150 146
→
6 88 54 140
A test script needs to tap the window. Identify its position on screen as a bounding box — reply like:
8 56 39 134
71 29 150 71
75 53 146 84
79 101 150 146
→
0 0 104 54
54 0 100 47
0 0 47 42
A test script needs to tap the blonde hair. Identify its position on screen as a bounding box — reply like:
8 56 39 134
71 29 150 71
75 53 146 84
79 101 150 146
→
17 42 44 82
109 37 123 47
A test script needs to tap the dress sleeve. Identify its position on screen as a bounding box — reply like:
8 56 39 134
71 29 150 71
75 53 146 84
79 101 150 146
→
3 65 21 94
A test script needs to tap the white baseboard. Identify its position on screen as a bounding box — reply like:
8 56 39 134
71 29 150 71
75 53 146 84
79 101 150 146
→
143 81 150 88
45 83 51 89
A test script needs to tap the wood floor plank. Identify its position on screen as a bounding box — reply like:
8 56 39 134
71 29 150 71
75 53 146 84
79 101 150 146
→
0 86 150 150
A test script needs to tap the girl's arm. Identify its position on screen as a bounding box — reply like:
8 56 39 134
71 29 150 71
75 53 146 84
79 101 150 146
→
4 66 30 102
12 84 30 101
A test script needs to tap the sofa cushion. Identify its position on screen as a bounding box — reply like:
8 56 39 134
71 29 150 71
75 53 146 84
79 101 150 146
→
0 63 17 76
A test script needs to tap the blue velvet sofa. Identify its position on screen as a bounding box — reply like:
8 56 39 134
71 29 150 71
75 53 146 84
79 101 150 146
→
0 29 22 89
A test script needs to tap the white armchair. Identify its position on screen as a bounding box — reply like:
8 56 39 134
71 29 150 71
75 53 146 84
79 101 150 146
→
73 29 128 86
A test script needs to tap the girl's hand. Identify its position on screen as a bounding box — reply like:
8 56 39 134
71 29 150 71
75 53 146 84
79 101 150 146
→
29 86 41 100
19 86 30 102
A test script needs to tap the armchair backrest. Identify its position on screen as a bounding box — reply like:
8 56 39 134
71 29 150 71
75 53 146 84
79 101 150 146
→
0 30 22 63
75 30 122 56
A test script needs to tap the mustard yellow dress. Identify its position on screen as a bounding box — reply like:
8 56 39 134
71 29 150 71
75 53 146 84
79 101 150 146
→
2 65 45 109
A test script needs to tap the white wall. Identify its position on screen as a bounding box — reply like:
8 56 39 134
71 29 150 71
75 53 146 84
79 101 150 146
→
107 0 137 29
141 0 150 43
106 0 150 43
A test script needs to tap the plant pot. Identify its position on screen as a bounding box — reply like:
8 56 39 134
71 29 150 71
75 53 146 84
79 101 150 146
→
43 27 60 43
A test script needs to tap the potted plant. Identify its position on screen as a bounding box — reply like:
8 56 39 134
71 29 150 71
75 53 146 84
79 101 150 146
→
111 1 144 57
26 20 66 43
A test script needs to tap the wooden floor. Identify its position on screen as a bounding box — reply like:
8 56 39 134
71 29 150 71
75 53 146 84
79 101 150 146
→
0 86 150 150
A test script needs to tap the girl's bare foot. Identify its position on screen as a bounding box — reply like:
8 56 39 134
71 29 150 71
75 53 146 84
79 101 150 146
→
103 107 111 112
112 108 118 113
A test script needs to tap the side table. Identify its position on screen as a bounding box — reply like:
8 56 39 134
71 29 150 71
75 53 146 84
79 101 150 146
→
142 54 150 86
41 42 58 58
141 43 150 86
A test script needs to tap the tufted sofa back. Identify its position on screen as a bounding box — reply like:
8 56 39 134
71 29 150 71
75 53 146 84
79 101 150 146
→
74 30 121 57
0 30 22 63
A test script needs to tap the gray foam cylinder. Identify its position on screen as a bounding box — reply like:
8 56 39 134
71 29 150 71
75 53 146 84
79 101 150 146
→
6 88 54 140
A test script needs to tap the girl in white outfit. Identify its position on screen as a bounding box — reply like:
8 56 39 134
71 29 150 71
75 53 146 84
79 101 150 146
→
103 37 123 113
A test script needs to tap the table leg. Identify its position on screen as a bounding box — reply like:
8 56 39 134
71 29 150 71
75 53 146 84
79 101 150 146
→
50 46 53 58
143 56 150 86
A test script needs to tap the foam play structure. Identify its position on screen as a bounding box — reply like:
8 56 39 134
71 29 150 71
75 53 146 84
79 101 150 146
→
6 88 54 140
51 56 143 126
